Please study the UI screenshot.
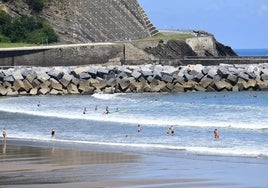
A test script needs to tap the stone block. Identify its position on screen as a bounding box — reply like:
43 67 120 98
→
79 72 91 80
50 78 63 91
217 67 230 78
161 74 173 83
214 80 233 91
60 74 73 87
118 79 130 91
67 84 79 94
141 70 153 77
194 84 206 92
12 71 24 80
106 78 116 87
131 71 141 79
238 72 249 81
23 80 33 92
13 80 25 92
173 83 185 92
29 88 38 95
0 86 7 96
118 66 132 74
199 76 213 88
162 65 179 75
227 74 238 84
118 72 128 79
39 87 50 95
232 85 239 92
86 67 98 75
97 67 109 75
40 81 51 89
37 72 50 83
236 78 247 91
206 68 218 78
261 69 268 81
7 89 18 96
32 79 41 88
103 87 115 94
26 74 35 83
0 71 5 80
3 75 14 83
257 80 268 90
50 89 63 95
47 69 63 80
3 70 12 77
80 87 95 95
71 77 80 85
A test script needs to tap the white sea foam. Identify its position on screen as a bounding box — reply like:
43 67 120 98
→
1 106 267 130
92 93 124 100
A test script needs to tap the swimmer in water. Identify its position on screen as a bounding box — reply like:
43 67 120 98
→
83 107 87 114
214 128 219 139
137 124 142 132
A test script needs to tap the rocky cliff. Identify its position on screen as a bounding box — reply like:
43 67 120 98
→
0 0 237 59
0 0 158 43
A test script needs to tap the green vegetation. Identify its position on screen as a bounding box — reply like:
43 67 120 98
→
26 0 44 12
0 10 58 44
0 42 36 48
0 0 50 12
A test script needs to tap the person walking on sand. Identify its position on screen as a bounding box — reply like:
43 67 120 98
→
51 128 55 138
214 128 219 139
2 128 6 141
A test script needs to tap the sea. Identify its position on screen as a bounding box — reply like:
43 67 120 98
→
1 91 267 159
235 48 268 56
1 48 268 161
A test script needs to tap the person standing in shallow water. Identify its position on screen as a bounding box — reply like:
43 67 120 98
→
214 128 219 139
2 128 6 141
137 124 142 132
51 128 55 138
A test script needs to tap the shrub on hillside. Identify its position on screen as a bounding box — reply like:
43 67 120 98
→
0 10 58 44
26 0 45 12
0 34 10 42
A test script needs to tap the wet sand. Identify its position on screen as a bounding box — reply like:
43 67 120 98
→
1 139 267 188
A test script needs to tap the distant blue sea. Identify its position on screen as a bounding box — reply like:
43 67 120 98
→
235 49 268 56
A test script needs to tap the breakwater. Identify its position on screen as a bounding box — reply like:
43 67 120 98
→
0 63 268 96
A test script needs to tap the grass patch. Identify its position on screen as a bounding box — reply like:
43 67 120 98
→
0 43 37 48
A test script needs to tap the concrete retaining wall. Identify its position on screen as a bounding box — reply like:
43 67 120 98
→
1 63 268 96
0 43 124 67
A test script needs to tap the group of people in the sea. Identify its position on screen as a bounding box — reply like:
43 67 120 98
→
2 125 220 144
6 100 218 141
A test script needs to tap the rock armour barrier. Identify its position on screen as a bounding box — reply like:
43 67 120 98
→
0 63 268 96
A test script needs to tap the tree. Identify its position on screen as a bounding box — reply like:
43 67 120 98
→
26 0 45 13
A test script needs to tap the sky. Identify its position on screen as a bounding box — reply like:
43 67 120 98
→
138 0 268 49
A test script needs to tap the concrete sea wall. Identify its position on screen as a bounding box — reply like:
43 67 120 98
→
0 63 268 96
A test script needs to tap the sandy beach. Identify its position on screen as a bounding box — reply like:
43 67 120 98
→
0 139 267 188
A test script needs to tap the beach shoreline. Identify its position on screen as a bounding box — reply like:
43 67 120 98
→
1 138 267 188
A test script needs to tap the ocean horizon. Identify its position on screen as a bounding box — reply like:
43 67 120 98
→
235 48 268 56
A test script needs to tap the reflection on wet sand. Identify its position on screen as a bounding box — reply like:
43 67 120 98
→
2 140 6 154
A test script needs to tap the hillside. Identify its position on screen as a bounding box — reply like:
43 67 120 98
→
0 0 158 43
0 0 237 59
